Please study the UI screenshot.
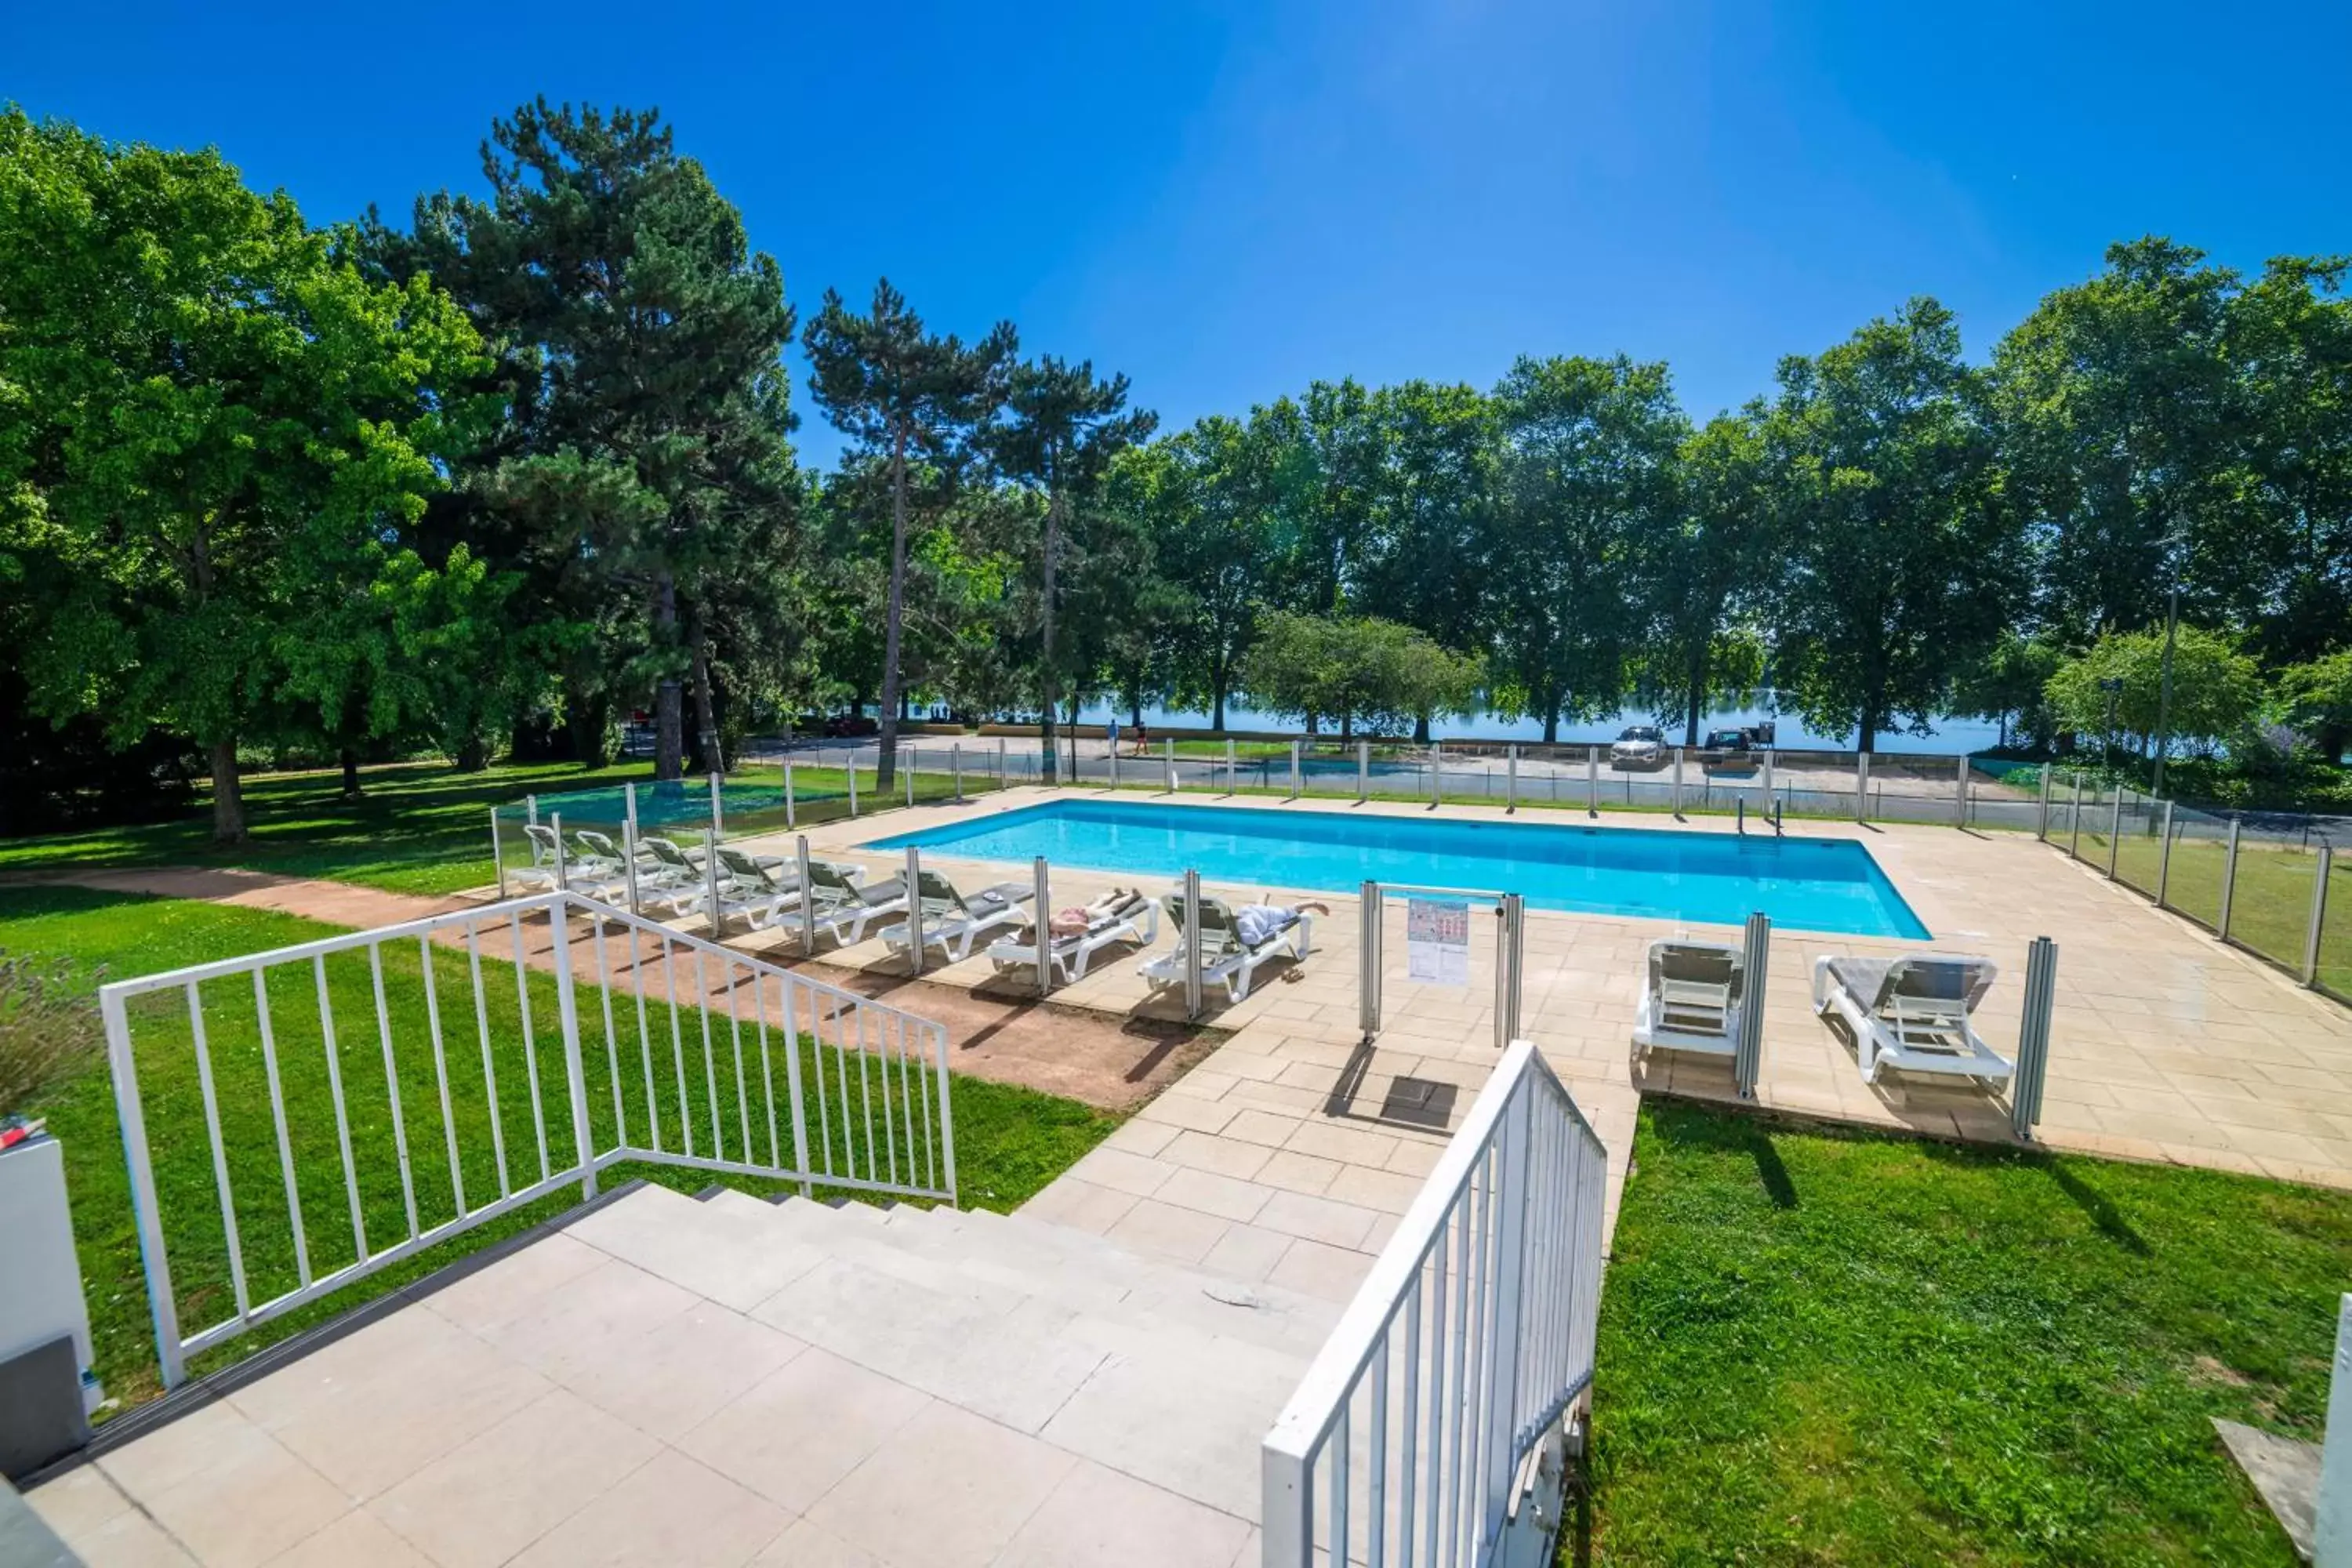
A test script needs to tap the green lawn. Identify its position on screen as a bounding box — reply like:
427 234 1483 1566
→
1589 1101 2343 1566
1 885 1119 1413
2072 826 2349 991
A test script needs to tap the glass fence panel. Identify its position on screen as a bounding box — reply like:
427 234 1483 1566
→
2224 827 2321 974
2318 852 2352 1001
2111 792 2165 896
2161 808 2231 931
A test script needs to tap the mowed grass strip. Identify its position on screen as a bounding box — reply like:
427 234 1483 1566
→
2 886 1118 1412
1589 1100 2347 1566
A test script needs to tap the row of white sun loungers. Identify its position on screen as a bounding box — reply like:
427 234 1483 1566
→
1634 937 2013 1085
512 824 1311 1000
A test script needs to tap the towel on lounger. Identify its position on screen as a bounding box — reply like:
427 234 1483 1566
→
1233 905 1300 946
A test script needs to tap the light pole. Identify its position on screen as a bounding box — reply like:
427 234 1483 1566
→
2151 579 2180 797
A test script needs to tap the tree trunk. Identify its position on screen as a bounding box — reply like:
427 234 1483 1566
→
652 575 683 781
1039 485 1061 786
876 421 912 788
690 621 720 775
455 735 488 772
339 746 362 800
1212 679 1227 733
1413 713 1431 743
1339 711 1353 743
209 739 246 844
1684 641 1708 747
1130 693 1143 730
1543 710 1559 746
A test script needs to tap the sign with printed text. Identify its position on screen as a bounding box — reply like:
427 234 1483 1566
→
1406 897 1472 985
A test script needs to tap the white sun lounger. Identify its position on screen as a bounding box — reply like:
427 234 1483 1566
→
988 891 1160 984
882 871 1038 964
1632 938 1744 1057
1812 953 2010 1085
768 860 910 949
1139 891 1312 1004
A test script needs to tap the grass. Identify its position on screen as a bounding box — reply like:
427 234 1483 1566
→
1588 1100 2345 1566
0 884 1120 1414
2071 824 2350 993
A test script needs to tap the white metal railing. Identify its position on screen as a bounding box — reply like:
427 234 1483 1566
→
1261 1040 1607 1567
100 890 953 1388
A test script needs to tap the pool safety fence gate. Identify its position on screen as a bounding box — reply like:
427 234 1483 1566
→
100 890 954 1390
1359 883 1526 1054
1261 1038 1607 1568
2034 767 2350 1002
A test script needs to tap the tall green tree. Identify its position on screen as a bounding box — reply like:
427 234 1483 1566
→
1993 238 2237 641
370 100 801 779
804 280 1013 785
0 109 488 839
2045 625 2262 755
1766 299 2022 750
1236 612 1481 742
991 357 1155 781
1354 381 1497 710
1643 409 1770 745
1490 356 1686 742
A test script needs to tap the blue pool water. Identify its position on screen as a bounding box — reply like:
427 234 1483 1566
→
868 799 1930 938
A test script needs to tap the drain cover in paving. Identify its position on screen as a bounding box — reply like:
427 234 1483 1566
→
1379 1076 1458 1131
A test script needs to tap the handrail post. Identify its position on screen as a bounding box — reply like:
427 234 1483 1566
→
1360 880 1382 1041
492 807 508 900
1506 743 1519 813
2156 800 2176 906
2107 787 2124 878
549 894 597 1199
904 845 924 976
1033 855 1053 997
1290 740 1302 800
2219 818 2244 942
103 985 186 1388
1358 740 1369 804
783 761 797 828
2011 935 2058 1140
1736 912 1769 1098
2307 845 2334 986
1479 1080 1534 1543
2037 764 2051 840
1182 869 1204 1019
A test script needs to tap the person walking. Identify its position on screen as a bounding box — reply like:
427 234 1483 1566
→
1132 719 1150 757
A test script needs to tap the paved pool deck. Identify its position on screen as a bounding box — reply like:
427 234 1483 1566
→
731 783 2352 1290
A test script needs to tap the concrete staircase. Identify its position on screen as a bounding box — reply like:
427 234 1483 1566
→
564 1180 1347 1555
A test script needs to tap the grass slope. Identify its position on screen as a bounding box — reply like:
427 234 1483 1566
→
1589 1101 2346 1565
2 885 1119 1412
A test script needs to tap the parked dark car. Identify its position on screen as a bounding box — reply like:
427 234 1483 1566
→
822 713 879 738
1698 727 1759 775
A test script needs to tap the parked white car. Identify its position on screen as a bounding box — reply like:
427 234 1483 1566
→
1610 724 1669 771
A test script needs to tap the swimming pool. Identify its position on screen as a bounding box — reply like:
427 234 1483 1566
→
867 799 1930 938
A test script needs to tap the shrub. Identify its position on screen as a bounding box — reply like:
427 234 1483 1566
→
0 952 105 1117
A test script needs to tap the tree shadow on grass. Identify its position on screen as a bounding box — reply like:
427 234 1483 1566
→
1744 1120 1801 1210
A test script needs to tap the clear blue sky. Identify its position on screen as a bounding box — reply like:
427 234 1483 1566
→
12 1 2350 470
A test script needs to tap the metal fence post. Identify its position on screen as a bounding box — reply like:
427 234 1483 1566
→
1430 741 1443 808
1182 869 1204 1019
905 750 916 808
2036 764 2051 840
1586 745 1599 817
904 845 924 976
2010 935 2057 1140
551 812 568 892
710 770 724 835
622 817 642 916
953 743 963 804
1955 754 1970 828
1359 880 1382 1041
526 793 538 826
1290 741 1301 800
703 826 723 935
848 752 859 818
997 736 1007 791
103 987 185 1388
784 761 797 828
625 781 637 831
548 895 597 1199
2068 774 2084 856
2156 800 2176 906
795 836 816 953
2218 818 2244 942
1166 736 1178 794
2318 1296 2352 1565
1357 741 1370 804
1506 743 1519 813
1033 855 1053 998
1854 753 1869 823
1761 747 1775 804
1494 893 1524 1050
2107 787 2124 879
492 807 508 899
2306 845 2334 987
1671 748 1684 817
1225 738 1236 796
1736 913 1769 1098
1479 1081 1532 1540
1110 742 1123 792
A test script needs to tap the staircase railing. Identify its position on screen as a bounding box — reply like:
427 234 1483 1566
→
100 890 953 1388
1261 1039 1606 1567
